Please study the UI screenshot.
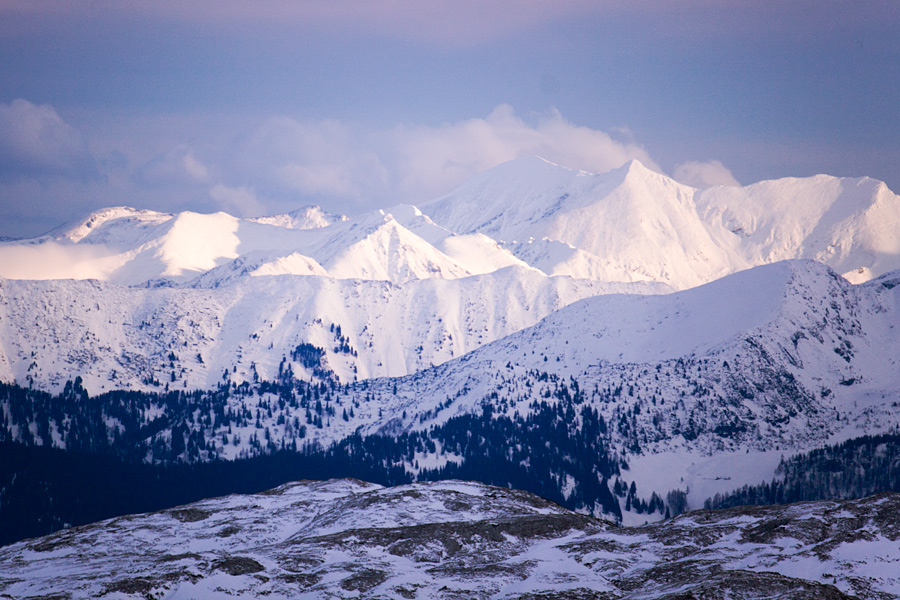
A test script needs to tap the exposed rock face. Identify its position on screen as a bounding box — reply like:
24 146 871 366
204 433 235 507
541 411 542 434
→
2 479 898 599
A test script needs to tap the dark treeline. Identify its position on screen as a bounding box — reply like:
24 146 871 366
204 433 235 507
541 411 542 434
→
0 378 623 546
705 433 900 510
332 401 622 519
0 441 411 547
0 376 338 463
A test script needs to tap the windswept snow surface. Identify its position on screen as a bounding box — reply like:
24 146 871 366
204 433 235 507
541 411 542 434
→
3 478 899 599
248 205 348 230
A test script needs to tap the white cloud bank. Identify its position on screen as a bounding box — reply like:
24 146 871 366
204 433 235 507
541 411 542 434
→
673 159 740 189
0 100 739 236
211 104 662 215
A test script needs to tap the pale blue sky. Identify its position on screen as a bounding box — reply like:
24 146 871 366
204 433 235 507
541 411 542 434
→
1 1 898 237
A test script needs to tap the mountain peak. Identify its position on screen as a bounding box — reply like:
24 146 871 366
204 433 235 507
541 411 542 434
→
50 206 172 243
250 205 347 230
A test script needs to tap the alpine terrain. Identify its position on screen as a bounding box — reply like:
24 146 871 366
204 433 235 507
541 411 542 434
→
1 157 900 597
3 479 899 599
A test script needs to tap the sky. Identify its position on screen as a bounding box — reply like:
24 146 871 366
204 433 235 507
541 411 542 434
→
0 0 898 238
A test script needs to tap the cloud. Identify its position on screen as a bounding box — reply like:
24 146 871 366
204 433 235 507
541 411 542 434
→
1 104 724 237
208 184 265 218
229 105 659 213
5 0 894 58
673 159 740 189
388 105 662 201
0 99 98 181
132 145 212 189
0 241 119 280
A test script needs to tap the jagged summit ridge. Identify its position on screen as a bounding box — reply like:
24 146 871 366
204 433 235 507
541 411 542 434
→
0 203 529 287
1 156 897 290
423 156 900 287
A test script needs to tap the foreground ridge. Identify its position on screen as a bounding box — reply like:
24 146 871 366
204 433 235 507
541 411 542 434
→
2 479 898 599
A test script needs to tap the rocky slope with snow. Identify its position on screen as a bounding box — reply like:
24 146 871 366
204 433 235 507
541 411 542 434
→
318 259 900 520
2 478 898 599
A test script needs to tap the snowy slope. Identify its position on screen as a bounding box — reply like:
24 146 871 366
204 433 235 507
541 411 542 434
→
0 267 662 392
696 174 900 283
423 158 746 288
3 478 899 599
327 260 900 516
374 260 899 419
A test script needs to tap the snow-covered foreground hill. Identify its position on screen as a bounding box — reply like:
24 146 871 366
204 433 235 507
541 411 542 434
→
2 478 898 599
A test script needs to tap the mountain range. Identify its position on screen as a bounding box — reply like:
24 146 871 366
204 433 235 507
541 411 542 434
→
1 157 900 591
1 157 897 393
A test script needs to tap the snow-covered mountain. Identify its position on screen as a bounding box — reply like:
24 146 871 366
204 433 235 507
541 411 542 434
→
0 156 895 393
3 478 898 599
0 266 659 392
424 158 747 288
2 157 900 544
319 259 900 517
2 156 896 292
695 173 900 284
423 157 900 288
3 259 898 528
0 204 532 287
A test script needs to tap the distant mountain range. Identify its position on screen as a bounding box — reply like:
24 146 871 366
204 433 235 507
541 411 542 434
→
1 157 897 393
3 156 899 290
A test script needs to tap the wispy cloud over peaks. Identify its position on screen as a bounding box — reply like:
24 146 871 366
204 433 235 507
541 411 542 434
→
673 160 740 189
220 105 659 214
0 100 740 236
132 145 212 190
387 105 660 201
0 99 98 182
